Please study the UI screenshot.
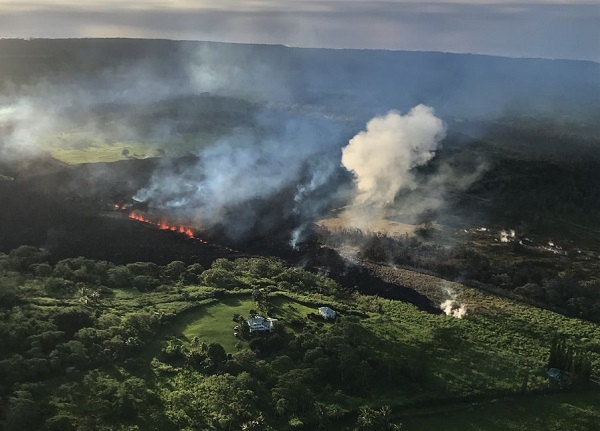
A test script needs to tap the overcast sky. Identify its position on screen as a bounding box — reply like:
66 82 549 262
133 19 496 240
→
0 1 598 61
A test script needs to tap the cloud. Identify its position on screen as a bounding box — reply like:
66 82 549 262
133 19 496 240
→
0 2 597 61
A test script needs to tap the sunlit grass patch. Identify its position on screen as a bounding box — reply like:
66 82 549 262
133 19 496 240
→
38 129 223 164
401 390 600 431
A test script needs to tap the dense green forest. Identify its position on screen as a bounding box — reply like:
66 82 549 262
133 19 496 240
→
1 246 599 430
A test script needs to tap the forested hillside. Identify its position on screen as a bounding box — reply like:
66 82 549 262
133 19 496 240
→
1 246 599 430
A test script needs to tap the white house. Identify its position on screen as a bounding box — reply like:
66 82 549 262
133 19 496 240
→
318 306 336 320
247 316 277 332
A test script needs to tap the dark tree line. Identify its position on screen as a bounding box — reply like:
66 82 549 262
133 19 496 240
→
548 334 593 386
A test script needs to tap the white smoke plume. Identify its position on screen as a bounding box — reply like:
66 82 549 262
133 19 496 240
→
500 229 516 243
0 98 47 160
441 299 468 319
340 104 446 228
440 284 468 318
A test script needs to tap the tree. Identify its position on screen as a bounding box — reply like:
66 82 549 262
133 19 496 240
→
132 275 160 292
0 278 20 308
45 277 76 295
271 369 314 417
162 339 188 364
162 260 186 282
355 405 401 431
63 370 153 426
45 414 76 431
202 268 240 290
54 309 95 338
252 288 265 304
31 263 52 277
113 376 151 419
107 266 134 289
198 373 257 430
571 353 593 385
126 262 160 278
547 334 593 385
206 342 228 368
53 257 110 285
183 263 205 284
3 390 43 431
7 245 49 271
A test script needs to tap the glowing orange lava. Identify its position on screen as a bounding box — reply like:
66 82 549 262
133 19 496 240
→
125 210 204 242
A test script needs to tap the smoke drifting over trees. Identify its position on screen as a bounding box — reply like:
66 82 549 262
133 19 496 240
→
133 110 346 240
1 39 598 245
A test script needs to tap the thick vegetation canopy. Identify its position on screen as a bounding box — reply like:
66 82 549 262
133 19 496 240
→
0 247 599 430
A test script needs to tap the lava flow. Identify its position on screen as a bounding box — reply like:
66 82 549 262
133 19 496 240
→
125 209 205 243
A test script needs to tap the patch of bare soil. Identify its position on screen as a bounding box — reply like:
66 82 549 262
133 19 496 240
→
317 215 417 237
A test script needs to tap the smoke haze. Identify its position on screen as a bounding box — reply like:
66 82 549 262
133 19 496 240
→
2 40 596 246
133 109 345 240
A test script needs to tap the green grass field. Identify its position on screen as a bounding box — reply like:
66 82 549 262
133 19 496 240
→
51 141 159 164
149 294 323 353
269 294 319 322
38 130 222 164
179 296 255 352
401 390 600 431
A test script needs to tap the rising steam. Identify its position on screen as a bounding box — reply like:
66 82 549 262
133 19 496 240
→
440 284 468 318
340 105 446 228
441 299 468 318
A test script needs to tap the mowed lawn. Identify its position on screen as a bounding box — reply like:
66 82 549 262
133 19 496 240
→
171 296 255 352
268 295 319 322
155 294 322 353
401 390 600 431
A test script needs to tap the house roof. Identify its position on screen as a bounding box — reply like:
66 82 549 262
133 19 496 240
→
247 315 276 331
318 306 336 317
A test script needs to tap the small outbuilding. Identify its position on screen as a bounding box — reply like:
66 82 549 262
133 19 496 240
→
318 306 336 320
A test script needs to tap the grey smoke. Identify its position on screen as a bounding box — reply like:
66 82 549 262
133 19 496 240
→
0 42 303 164
134 109 344 239
132 103 485 243
0 98 47 159
290 157 338 248
187 44 291 102
390 158 488 223
0 44 493 246
0 61 194 161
